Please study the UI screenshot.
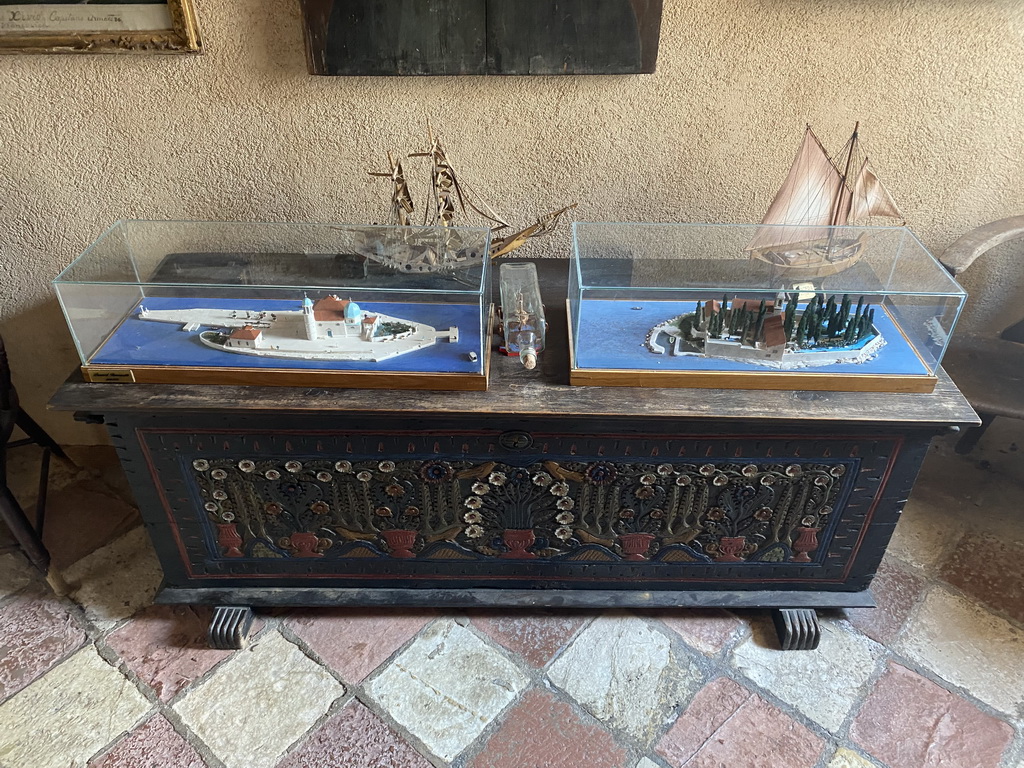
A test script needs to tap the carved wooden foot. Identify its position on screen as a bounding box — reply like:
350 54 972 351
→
772 608 820 651
208 605 255 650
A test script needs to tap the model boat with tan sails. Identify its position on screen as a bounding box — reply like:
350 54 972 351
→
746 123 905 278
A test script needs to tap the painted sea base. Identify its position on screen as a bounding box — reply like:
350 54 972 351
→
91 297 483 374
575 300 930 376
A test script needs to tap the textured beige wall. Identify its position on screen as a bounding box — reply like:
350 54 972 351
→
1 0 1022 443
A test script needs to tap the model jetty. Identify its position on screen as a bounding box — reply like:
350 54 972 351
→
746 123 904 278
646 292 885 369
138 295 457 363
364 123 576 273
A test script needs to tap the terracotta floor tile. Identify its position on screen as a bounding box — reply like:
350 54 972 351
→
104 604 238 701
645 608 744 655
656 677 824 768
278 700 432 768
0 590 86 703
850 662 1014 768
89 714 207 767
285 608 433 683
468 688 627 768
469 609 588 666
940 531 1024 624
846 558 926 644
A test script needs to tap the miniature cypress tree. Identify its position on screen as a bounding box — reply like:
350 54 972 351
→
844 313 857 344
795 311 807 346
739 312 750 344
784 300 796 339
694 300 703 329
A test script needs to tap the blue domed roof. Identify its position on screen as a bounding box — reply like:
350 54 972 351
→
302 295 313 308
344 301 361 319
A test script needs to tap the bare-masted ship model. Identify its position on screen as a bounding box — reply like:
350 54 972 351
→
363 124 576 273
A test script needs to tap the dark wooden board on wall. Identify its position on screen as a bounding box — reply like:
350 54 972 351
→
299 0 663 76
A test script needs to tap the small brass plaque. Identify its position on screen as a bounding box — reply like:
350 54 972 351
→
87 369 136 383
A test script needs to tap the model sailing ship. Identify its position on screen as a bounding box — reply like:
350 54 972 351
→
646 292 884 369
746 123 904 278
364 123 576 273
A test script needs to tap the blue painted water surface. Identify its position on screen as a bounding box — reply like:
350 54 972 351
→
92 297 483 374
575 300 930 376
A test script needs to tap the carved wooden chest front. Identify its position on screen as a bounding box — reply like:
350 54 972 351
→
111 411 923 598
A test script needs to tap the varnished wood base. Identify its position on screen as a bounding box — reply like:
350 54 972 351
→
569 367 938 394
82 364 490 391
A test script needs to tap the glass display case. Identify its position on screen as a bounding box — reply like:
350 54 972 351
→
569 223 966 393
54 221 493 390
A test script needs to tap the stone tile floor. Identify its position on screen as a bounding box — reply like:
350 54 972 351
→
1 426 1022 768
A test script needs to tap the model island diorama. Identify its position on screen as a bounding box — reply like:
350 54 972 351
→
646 291 883 369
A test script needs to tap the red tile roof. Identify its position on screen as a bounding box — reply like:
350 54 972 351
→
230 325 262 341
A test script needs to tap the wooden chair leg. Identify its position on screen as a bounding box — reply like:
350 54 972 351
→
1 483 49 572
955 413 997 454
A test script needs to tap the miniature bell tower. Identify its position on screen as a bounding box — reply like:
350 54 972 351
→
302 295 318 340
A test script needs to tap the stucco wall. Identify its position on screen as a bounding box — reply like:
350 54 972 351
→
1 0 1022 443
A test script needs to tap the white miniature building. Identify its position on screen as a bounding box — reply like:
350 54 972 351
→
225 325 263 350
360 315 379 341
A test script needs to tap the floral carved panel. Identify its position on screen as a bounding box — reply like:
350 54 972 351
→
190 455 849 566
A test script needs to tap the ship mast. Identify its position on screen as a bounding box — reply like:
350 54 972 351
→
830 121 859 228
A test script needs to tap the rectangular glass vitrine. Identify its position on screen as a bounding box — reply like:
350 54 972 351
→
569 223 966 392
54 221 493 390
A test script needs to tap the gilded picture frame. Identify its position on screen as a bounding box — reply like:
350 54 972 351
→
0 0 201 54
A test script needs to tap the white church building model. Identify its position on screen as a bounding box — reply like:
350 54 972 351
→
646 292 885 369
138 295 457 363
